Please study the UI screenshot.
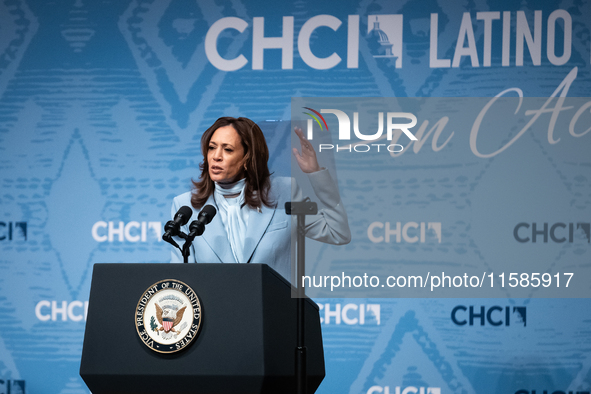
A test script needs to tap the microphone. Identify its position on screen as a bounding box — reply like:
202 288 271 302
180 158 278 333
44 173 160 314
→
163 206 193 240
188 205 217 237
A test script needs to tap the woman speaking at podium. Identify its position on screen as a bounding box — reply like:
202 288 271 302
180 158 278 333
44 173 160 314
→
169 117 350 281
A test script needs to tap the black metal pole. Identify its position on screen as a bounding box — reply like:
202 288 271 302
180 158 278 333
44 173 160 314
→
285 199 316 394
296 213 307 394
182 235 192 264
163 230 190 263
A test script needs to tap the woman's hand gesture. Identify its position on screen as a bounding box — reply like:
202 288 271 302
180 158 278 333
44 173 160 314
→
292 127 321 173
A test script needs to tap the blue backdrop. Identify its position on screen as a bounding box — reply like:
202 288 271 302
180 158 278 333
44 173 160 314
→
0 0 590 393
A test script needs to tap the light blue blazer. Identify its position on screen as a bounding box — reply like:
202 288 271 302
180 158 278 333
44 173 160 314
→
170 170 351 281
171 170 351 280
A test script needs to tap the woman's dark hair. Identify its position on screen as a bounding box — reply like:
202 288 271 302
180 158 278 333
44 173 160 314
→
191 117 273 210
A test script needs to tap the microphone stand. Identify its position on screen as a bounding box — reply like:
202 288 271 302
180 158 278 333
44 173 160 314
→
181 221 201 264
181 233 192 264
163 208 216 264
285 198 317 394
162 229 191 263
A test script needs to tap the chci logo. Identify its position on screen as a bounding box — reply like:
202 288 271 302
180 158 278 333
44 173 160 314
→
135 279 202 353
0 379 25 394
368 386 440 394
0 221 27 241
451 305 526 327
514 222 590 243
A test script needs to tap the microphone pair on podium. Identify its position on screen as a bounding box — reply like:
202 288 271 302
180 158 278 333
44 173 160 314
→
162 205 216 243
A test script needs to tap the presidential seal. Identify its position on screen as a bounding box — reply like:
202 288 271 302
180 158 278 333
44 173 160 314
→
135 279 202 354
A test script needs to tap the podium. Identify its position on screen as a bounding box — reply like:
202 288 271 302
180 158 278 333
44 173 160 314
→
80 263 325 394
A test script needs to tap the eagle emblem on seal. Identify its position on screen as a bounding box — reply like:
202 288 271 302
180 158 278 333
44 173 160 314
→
136 279 201 353
155 303 187 333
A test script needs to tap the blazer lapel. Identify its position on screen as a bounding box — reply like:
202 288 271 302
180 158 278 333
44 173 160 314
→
200 195 237 263
243 202 276 264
